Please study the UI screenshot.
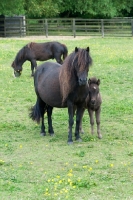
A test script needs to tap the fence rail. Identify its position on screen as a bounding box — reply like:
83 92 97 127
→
0 17 133 37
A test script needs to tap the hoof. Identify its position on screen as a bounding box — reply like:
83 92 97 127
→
98 134 102 139
67 141 73 145
75 138 82 142
50 133 54 137
40 132 46 136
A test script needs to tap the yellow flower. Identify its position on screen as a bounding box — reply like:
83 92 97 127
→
67 173 73 177
110 164 114 167
19 144 22 148
83 165 87 169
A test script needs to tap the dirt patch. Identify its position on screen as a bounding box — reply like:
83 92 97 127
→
0 35 92 41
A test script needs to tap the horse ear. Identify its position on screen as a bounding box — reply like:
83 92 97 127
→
97 79 100 85
86 47 90 52
75 47 78 52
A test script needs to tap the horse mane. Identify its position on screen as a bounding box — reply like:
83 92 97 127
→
59 48 92 104
12 45 27 68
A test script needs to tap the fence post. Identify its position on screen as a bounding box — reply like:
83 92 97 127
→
73 19 76 38
101 19 104 37
45 19 48 37
131 19 133 37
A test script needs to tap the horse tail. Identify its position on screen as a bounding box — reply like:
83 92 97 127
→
62 44 68 60
29 97 46 124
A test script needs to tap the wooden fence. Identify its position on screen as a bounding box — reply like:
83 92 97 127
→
0 17 133 37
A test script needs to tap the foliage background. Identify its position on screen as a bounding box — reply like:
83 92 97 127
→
0 0 133 18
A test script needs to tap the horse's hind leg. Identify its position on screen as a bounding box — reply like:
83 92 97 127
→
40 102 46 136
47 106 54 136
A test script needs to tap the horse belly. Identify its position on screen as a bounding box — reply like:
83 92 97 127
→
38 76 63 108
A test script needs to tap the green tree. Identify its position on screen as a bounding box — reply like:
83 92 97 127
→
0 0 133 18
0 0 25 16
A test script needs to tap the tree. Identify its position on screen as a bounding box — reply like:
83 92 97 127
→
0 0 25 16
0 0 133 18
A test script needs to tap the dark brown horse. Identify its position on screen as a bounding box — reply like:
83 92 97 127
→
78 77 102 139
11 41 68 77
29 47 92 144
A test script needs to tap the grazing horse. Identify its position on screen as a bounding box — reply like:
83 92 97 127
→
78 77 102 139
11 41 68 77
29 47 92 144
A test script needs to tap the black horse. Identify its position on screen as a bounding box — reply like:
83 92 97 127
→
29 47 92 144
11 41 68 77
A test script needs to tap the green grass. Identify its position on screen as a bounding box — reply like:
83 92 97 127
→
0 37 133 200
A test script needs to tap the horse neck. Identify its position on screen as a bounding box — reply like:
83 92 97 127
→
15 47 27 67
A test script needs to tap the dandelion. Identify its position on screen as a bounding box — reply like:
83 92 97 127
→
68 178 71 183
59 180 62 184
67 173 73 177
83 165 87 169
110 163 114 167
19 144 22 148
95 160 99 163
88 167 93 171
56 175 60 179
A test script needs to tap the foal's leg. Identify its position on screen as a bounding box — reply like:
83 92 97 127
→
75 106 84 141
88 109 94 135
47 106 54 136
67 101 74 144
30 59 37 76
95 107 102 139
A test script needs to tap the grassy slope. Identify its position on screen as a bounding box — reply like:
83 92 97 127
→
0 37 133 200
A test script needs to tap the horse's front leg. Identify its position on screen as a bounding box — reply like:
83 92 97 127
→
95 108 102 139
31 60 37 76
67 101 74 144
75 106 84 141
88 109 94 135
79 108 85 134
47 106 54 136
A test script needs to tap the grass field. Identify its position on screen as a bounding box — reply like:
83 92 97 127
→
0 37 133 200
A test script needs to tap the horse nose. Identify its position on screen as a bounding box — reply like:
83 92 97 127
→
91 99 95 104
78 78 87 86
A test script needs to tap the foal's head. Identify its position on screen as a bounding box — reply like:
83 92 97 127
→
88 77 100 106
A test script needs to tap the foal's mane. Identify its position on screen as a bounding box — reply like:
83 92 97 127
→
59 48 92 104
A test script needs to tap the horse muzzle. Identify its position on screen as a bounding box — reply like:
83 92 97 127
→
14 70 22 77
78 78 87 86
